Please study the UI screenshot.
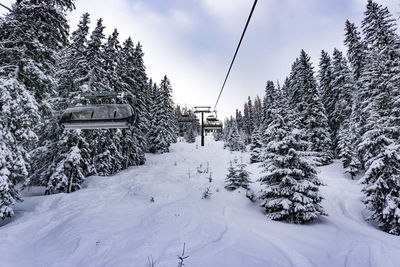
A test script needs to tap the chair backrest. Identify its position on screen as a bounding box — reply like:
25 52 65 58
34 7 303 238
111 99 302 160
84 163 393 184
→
59 104 134 129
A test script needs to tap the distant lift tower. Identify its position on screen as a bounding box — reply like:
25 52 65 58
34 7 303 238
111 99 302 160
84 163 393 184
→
194 106 211 146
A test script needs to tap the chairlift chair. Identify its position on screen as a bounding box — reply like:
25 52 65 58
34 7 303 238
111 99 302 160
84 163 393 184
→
59 104 135 129
178 114 195 124
203 112 222 132
203 121 223 131
203 119 223 131
206 115 218 122
59 91 136 129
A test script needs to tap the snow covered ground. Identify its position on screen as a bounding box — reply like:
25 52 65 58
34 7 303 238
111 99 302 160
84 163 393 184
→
1 136 399 267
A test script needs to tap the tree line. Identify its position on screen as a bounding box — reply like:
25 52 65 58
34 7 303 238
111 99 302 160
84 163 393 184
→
222 0 400 235
0 0 177 219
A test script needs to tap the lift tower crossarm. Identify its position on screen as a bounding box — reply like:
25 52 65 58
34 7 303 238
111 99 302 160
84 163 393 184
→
194 106 211 146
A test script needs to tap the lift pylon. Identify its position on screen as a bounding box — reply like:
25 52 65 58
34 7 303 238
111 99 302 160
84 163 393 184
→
194 106 211 146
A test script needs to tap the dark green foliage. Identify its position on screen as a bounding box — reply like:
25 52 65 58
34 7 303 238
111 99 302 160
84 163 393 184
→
175 105 199 138
0 0 74 215
224 123 246 152
344 20 367 81
224 160 251 191
330 49 355 153
1 4 171 200
184 127 196 143
262 81 278 126
259 104 325 223
356 1 400 236
290 50 332 165
0 124 21 219
249 127 262 163
31 13 92 190
318 50 333 118
362 143 400 235
252 95 263 129
148 76 177 153
243 96 254 144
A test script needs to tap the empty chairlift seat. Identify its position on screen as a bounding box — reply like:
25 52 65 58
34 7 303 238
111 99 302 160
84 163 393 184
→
178 114 196 124
206 115 218 122
59 104 135 129
203 115 223 131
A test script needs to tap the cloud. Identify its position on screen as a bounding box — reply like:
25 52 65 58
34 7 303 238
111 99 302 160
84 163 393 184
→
1 0 400 119
68 0 217 111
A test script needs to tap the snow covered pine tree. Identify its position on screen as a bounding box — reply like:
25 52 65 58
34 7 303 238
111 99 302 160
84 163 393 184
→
184 127 196 143
288 50 333 166
249 127 262 163
148 76 177 153
258 103 326 223
0 0 74 213
224 122 246 152
224 159 251 191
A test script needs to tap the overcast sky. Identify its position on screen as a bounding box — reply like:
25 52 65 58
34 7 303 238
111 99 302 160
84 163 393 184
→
1 0 399 119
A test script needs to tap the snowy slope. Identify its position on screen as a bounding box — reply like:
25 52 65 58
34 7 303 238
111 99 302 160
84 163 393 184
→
1 136 399 267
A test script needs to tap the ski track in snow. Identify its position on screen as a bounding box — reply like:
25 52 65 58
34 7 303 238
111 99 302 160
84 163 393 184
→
1 136 400 267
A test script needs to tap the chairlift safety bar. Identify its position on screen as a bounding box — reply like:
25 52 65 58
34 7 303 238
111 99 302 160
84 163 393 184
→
71 91 126 100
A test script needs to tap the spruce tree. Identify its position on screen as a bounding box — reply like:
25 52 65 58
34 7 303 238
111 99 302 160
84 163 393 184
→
103 29 121 91
331 49 355 153
184 126 196 143
356 1 400 235
38 130 92 194
357 1 400 165
132 42 151 151
225 162 237 191
119 37 147 165
0 0 74 210
125 40 146 160
344 20 367 81
148 81 173 153
235 109 245 133
262 81 278 126
243 96 254 144
362 0 398 54
249 127 262 163
213 131 223 141
318 50 334 119
259 81 279 155
361 143 400 235
0 76 39 187
337 116 360 178
159 76 178 144
79 25 123 180
224 123 246 152
81 18 108 92
30 13 95 191
0 0 75 109
290 50 333 165
224 159 251 191
347 157 361 180
102 29 127 173
57 12 90 96
222 117 234 142
0 124 21 218
259 104 325 223
252 95 263 129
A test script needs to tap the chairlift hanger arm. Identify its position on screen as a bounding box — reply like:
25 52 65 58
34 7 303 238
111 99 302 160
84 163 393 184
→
194 106 211 113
